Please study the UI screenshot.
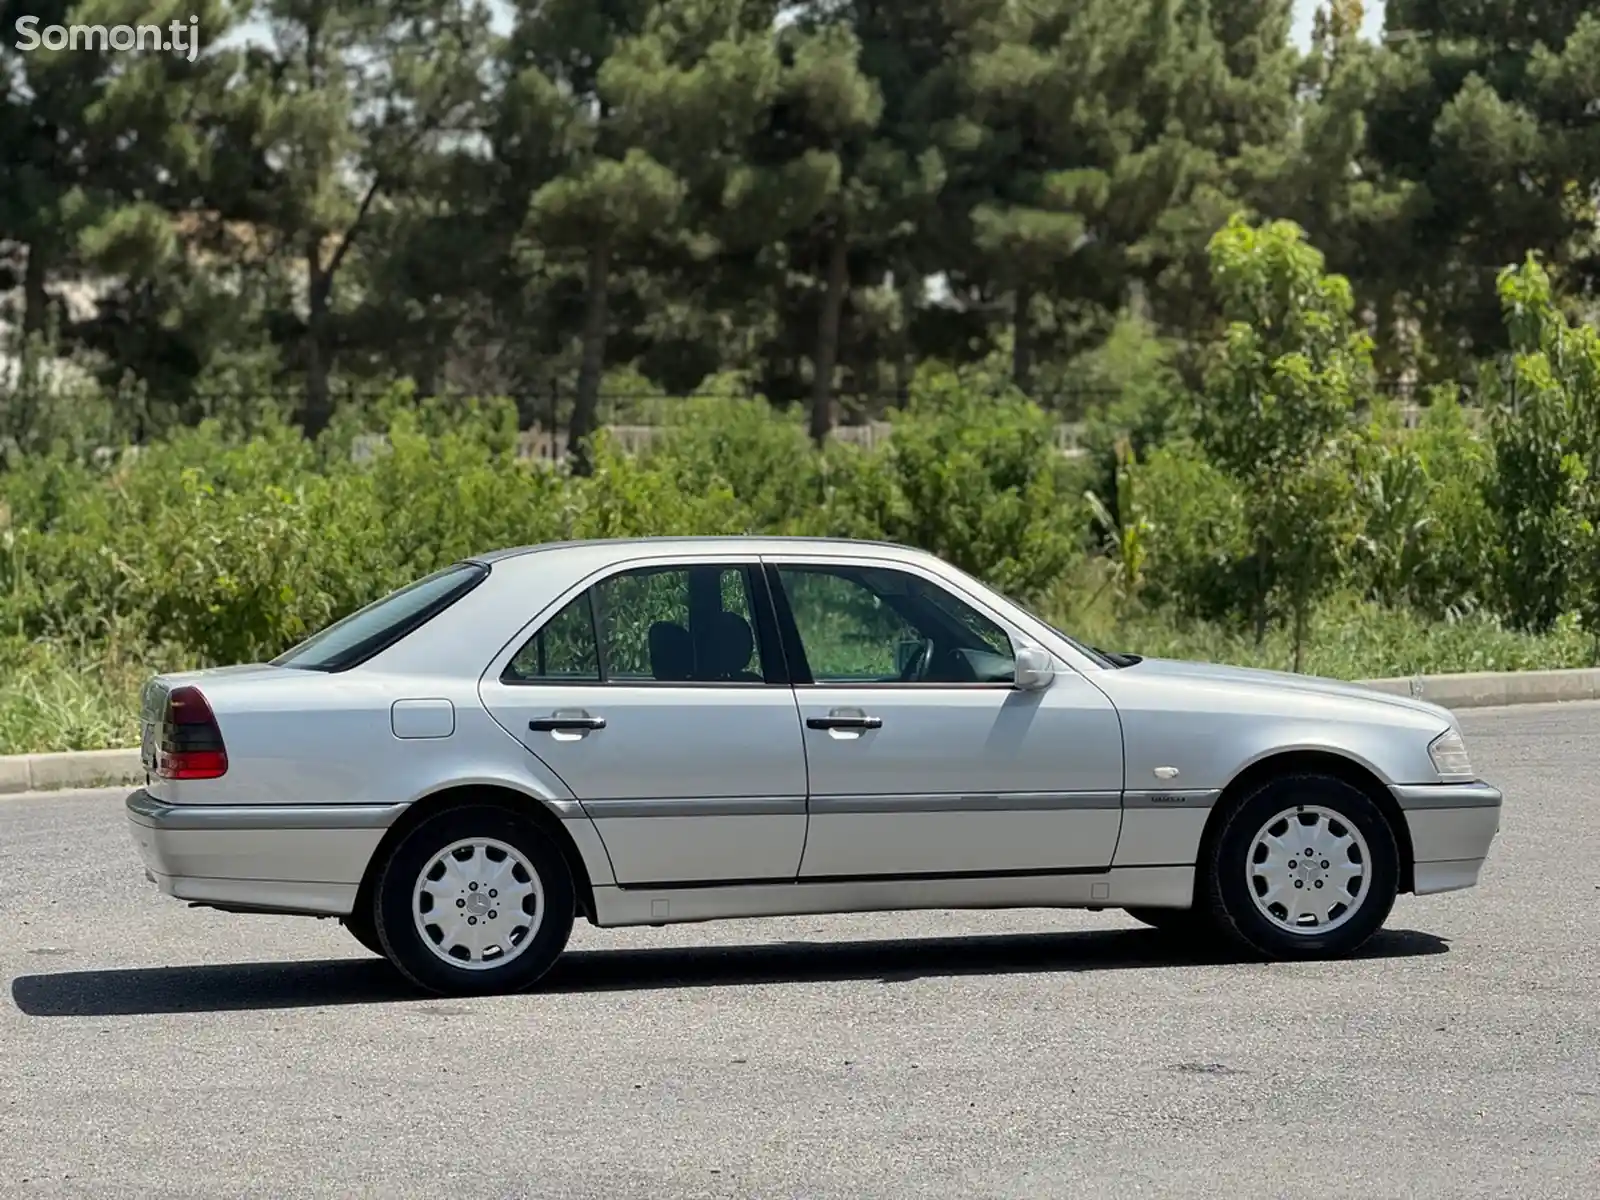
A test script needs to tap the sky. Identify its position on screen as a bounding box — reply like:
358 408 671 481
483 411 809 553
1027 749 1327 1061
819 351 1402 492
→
1291 0 1387 47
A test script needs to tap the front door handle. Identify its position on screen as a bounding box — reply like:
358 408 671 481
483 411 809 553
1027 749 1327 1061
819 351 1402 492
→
806 715 883 731
529 714 607 732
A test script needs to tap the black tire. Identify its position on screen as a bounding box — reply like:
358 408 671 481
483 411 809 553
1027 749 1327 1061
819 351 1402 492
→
340 907 386 958
373 803 576 997
1201 773 1400 961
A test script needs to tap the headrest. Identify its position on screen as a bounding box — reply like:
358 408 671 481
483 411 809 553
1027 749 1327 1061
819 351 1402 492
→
647 621 694 681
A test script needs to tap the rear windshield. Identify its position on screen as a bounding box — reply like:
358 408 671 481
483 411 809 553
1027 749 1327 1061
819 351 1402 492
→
272 562 489 672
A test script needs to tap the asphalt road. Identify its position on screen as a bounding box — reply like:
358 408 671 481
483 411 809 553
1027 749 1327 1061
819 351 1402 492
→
3 701 1598 1199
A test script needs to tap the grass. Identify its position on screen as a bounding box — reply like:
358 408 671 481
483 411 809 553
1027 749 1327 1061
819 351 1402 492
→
0 594 1590 757
0 638 162 756
1085 603 1595 677
1037 559 1598 680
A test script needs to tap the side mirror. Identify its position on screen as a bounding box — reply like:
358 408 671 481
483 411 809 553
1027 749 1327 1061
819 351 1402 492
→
1013 646 1055 691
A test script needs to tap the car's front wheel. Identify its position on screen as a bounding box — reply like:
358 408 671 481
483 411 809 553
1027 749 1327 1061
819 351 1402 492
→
373 804 576 996
1201 773 1400 960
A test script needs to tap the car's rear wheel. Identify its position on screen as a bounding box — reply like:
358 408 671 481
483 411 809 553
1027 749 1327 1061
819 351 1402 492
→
373 804 575 996
1202 773 1399 960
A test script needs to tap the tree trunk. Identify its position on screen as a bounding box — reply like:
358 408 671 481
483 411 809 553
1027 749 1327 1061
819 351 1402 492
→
1012 282 1033 393
568 236 612 476
810 225 850 445
1253 543 1270 647
300 230 336 437
1292 597 1308 674
893 275 917 407
22 242 49 338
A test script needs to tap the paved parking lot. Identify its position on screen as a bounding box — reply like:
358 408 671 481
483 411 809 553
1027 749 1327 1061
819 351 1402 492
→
3 701 1598 1199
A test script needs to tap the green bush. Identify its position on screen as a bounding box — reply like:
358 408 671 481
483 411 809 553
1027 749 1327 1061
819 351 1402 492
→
1484 257 1600 638
1125 439 1252 621
1350 388 1496 619
645 393 822 533
872 363 1085 602
0 365 1593 756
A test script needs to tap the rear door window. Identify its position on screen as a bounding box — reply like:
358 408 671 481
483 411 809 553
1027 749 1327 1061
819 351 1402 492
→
501 563 773 684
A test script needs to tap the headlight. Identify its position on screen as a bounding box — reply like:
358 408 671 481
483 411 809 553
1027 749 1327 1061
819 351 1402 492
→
1428 727 1475 783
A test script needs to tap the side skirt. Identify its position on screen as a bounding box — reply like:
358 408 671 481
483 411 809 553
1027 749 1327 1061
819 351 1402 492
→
590 865 1195 928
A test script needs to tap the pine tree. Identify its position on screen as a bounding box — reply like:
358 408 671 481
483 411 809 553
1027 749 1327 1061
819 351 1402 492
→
1358 0 1600 375
497 0 786 467
210 0 493 433
0 0 239 344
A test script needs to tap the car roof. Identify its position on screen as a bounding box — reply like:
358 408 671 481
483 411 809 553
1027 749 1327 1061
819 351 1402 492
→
467 536 932 565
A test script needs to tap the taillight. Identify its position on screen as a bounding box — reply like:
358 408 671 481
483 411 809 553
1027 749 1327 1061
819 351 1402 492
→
153 686 229 780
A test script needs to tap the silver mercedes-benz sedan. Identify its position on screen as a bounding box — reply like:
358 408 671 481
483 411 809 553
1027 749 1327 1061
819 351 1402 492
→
125 536 1502 996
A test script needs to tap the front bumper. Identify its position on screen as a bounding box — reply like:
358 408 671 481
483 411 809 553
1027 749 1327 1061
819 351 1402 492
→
1389 781 1503 896
125 789 403 916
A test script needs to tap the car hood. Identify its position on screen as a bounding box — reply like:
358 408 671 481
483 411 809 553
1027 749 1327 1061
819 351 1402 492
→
1116 656 1455 724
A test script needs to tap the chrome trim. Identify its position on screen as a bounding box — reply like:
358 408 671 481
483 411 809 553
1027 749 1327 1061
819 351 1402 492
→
126 790 406 831
807 791 1122 815
1122 789 1221 810
1389 782 1503 811
579 796 805 819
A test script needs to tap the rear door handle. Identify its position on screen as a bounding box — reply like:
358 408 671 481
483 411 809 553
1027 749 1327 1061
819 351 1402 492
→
529 714 607 732
806 715 882 731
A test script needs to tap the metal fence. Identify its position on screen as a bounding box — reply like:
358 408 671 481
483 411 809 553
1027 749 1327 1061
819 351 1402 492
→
347 402 1443 467
349 418 1095 466
77 380 1460 468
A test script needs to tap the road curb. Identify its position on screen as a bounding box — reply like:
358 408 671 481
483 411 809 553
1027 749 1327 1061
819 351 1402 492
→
1 666 1596 796
1355 666 1600 710
0 748 144 796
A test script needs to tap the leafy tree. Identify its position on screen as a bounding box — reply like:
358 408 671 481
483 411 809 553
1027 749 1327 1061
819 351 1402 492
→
1483 256 1600 640
1072 310 1191 522
1196 213 1371 670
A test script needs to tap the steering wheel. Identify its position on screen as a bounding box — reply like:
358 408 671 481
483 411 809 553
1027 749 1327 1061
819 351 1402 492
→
897 638 933 682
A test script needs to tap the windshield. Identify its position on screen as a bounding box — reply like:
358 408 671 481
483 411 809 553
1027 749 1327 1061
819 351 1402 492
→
273 562 489 672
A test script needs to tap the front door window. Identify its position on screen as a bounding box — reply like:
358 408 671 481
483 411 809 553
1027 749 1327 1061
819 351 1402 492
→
775 564 1015 685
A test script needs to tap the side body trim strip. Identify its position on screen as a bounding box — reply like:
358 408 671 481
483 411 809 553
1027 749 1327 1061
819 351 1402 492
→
808 791 1122 815
1390 782 1503 811
126 791 405 832
1121 789 1221 810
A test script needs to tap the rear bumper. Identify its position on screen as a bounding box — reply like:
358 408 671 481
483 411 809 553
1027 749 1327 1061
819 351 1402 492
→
1389 781 1503 896
125 789 403 916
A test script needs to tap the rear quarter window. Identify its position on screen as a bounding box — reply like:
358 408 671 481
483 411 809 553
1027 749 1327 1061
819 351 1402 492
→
272 562 489 672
